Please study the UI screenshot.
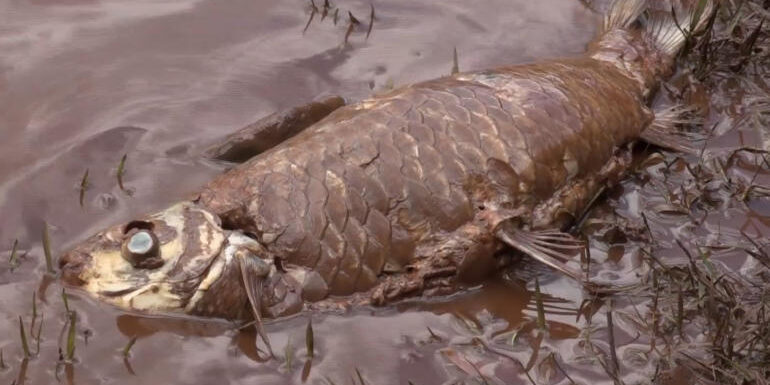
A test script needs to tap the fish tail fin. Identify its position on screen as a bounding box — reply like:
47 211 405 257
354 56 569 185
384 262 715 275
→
602 0 647 32
645 0 715 56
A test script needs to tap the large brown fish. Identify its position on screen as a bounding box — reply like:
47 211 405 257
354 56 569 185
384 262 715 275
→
59 0 709 352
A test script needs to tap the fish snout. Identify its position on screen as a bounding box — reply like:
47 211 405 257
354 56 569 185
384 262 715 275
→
59 250 91 286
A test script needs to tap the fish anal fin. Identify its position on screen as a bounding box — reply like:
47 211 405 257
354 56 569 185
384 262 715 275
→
639 105 704 155
207 95 345 163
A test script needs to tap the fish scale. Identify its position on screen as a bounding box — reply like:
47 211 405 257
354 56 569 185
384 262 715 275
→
197 58 649 295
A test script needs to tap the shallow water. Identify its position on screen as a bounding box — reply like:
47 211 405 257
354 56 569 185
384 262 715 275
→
0 0 767 384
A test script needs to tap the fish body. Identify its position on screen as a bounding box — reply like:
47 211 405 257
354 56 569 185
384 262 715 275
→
59 0 710 323
194 58 648 311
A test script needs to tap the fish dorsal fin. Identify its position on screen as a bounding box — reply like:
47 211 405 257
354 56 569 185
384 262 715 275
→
206 96 345 163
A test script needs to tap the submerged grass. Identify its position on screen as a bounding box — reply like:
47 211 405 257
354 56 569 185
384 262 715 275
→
116 154 127 191
19 316 30 359
79 168 89 208
122 336 137 358
8 239 19 271
66 311 76 361
42 222 55 274
306 317 314 359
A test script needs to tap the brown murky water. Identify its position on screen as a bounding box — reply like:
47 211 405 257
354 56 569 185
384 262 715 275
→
1 0 767 384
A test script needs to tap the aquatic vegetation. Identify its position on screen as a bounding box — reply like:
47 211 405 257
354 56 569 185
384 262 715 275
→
8 239 19 271
116 154 128 192
42 222 55 275
122 336 137 358
78 169 89 208
305 317 314 359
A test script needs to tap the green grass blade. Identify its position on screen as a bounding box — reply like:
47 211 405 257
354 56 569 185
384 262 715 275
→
117 154 127 191
42 222 55 274
66 311 76 361
19 316 30 359
122 336 137 358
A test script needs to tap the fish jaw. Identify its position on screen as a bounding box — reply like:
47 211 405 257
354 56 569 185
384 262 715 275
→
58 201 229 314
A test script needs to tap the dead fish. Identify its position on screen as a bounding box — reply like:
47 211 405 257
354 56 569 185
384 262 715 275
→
59 0 712 348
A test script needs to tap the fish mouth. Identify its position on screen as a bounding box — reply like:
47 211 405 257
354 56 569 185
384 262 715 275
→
59 250 91 287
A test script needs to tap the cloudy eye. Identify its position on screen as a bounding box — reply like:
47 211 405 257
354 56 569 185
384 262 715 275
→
121 230 163 269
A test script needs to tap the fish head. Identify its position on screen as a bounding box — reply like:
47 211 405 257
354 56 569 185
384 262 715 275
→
59 201 230 314
59 201 312 320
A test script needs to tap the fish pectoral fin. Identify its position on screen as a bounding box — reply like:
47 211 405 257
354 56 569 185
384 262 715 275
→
495 222 587 283
639 105 705 155
237 254 274 358
206 95 346 163
496 223 633 294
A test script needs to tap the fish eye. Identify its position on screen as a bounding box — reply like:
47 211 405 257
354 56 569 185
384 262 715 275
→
121 230 163 269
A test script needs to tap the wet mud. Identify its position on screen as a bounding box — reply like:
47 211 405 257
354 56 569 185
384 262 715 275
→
0 0 767 384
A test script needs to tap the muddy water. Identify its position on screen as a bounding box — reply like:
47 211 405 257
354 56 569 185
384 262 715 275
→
0 0 767 384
